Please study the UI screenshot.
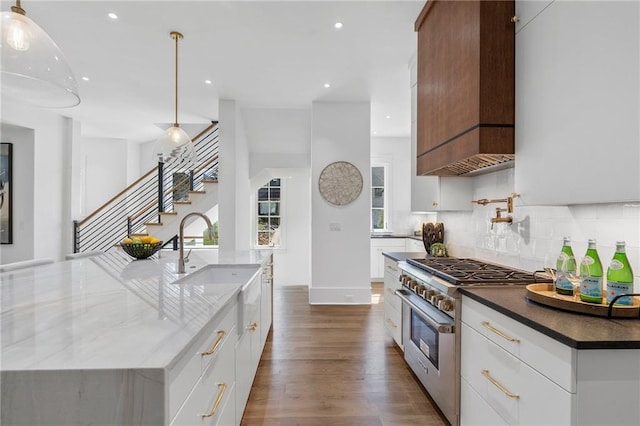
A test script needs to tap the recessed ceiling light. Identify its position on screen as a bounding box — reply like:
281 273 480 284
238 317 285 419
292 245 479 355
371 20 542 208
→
205 80 212 85
81 76 90 81
108 12 118 20
334 22 343 29
385 115 391 119
324 83 331 88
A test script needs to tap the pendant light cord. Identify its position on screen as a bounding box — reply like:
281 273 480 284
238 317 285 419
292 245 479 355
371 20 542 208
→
170 31 183 127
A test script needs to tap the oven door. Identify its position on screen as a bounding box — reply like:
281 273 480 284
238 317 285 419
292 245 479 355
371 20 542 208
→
397 289 457 425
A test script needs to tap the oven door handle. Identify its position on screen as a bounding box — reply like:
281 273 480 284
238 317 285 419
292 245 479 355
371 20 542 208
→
395 290 454 333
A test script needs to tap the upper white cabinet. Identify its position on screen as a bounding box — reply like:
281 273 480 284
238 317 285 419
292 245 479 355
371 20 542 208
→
514 0 640 205
514 0 553 32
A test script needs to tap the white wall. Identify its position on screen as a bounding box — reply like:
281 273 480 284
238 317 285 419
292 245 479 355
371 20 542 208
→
371 136 414 234
82 137 128 214
438 168 640 291
310 102 371 304
0 99 79 262
242 107 311 286
251 169 311 287
0 123 35 263
218 99 251 251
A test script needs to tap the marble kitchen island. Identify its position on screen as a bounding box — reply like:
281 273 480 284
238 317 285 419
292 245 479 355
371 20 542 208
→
1 249 273 425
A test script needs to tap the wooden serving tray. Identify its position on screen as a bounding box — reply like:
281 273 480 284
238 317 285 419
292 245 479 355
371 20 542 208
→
526 283 640 318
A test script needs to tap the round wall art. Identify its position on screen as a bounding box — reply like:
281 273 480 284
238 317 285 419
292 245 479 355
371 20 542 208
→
318 161 363 206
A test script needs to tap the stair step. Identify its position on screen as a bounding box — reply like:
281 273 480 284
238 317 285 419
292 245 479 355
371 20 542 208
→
144 222 163 227
202 179 218 183
174 201 192 205
130 233 149 237
188 190 206 195
159 212 178 216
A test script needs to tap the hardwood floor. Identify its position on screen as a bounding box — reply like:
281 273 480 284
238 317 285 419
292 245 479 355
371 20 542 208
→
240 284 449 426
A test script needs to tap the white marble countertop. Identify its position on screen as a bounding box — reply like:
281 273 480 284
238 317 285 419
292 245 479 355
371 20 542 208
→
0 249 271 372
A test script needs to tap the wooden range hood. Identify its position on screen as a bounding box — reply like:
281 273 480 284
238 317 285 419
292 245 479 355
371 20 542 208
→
415 0 515 176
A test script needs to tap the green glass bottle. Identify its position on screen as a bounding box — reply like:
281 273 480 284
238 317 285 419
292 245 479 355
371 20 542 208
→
555 237 576 295
580 239 603 303
606 241 635 306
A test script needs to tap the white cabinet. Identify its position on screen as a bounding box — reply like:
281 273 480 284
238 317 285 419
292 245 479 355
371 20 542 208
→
405 238 425 253
514 0 553 32
382 257 403 349
259 255 273 351
461 296 640 426
412 174 474 212
235 272 263 423
170 303 238 425
514 0 640 204
370 238 405 280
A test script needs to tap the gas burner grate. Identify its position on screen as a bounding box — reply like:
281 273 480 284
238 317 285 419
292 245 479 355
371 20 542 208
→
407 258 551 286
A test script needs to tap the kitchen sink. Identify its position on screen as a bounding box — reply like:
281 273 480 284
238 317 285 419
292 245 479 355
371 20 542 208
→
173 264 260 287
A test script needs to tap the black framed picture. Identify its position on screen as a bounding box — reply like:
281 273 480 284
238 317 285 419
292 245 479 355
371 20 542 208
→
1 143 13 244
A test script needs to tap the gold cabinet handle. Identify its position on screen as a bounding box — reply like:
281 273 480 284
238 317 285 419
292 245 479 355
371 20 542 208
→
481 321 520 343
481 370 519 399
248 321 258 332
200 330 225 356
386 318 398 328
201 382 227 418
511 15 520 23
432 201 438 207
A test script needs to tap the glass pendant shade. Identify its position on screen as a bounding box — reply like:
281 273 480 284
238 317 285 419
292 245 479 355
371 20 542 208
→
155 125 195 166
1 9 80 108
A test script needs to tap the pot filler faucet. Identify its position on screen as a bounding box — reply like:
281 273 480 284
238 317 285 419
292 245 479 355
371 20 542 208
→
472 193 519 230
178 212 213 273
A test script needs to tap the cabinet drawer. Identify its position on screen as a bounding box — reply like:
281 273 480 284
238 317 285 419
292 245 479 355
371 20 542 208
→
461 323 573 425
169 303 237 420
172 330 236 426
461 296 575 392
460 377 508 426
383 257 401 279
383 277 402 313
383 302 402 349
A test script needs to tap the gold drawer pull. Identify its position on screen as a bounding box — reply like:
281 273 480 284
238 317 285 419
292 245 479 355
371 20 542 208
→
201 382 227 418
481 321 520 343
248 321 258 332
481 369 520 399
201 330 225 356
386 318 398 328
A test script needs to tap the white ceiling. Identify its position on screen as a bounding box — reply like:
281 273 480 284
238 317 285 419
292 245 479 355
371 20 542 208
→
3 0 423 143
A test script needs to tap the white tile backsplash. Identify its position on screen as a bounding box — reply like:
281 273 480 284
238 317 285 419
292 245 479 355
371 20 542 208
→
439 168 640 291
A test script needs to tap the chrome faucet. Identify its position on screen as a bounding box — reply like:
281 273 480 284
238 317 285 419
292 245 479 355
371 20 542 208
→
178 212 213 273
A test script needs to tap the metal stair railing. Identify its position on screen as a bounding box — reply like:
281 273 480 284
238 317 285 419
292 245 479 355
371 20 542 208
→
73 122 219 253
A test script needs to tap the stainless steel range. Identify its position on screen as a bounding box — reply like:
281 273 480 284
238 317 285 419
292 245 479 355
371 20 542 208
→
395 257 550 426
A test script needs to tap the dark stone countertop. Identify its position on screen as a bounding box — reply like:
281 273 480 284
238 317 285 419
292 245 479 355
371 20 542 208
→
382 251 430 262
460 287 640 350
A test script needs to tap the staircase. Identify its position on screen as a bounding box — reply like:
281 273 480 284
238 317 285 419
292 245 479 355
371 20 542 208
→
73 122 220 253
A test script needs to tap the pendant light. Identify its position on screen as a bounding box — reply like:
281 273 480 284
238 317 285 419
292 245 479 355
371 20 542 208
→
155 31 196 167
0 0 80 108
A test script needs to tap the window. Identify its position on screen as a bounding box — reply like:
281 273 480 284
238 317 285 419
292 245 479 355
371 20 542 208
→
371 165 387 230
256 178 281 247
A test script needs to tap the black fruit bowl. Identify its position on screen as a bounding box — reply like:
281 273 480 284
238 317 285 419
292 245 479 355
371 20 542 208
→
120 241 163 259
